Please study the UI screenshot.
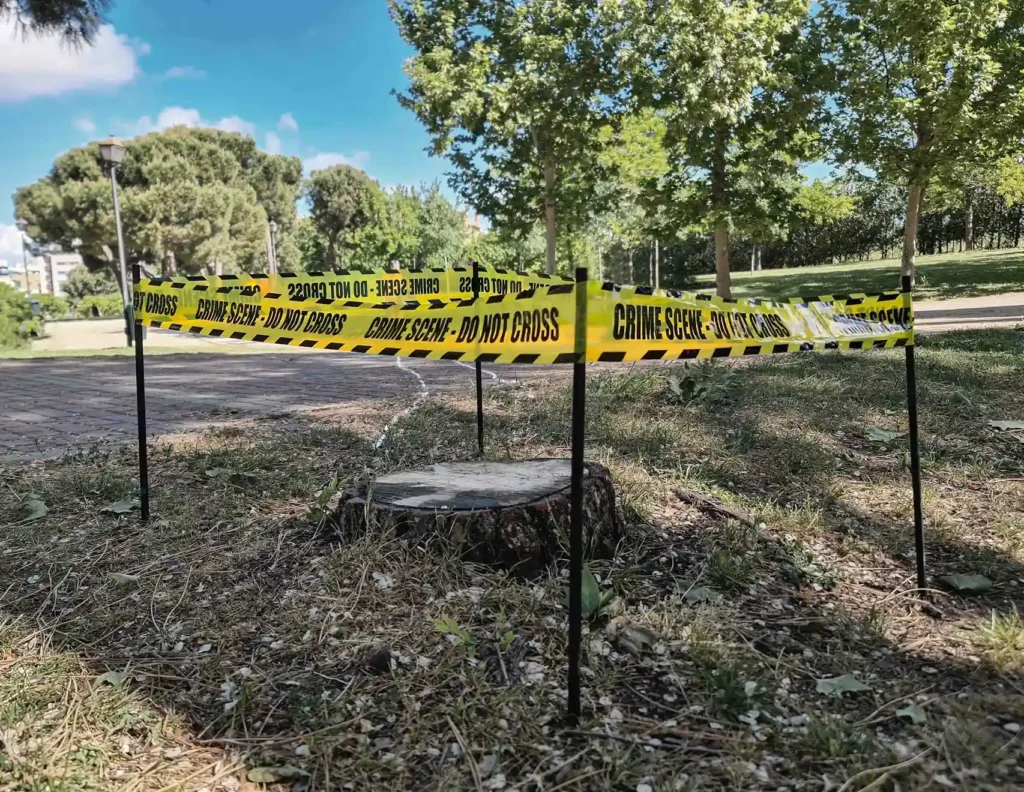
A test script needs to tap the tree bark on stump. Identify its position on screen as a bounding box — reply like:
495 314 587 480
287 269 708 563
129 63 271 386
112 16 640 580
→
331 459 620 575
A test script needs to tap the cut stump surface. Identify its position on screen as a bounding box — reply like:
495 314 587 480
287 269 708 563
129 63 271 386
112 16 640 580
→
333 459 620 574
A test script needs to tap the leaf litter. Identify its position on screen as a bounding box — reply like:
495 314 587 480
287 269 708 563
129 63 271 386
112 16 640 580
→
1 344 1023 790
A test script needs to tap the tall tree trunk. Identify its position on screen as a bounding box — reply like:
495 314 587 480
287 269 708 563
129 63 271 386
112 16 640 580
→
648 247 653 286
543 157 557 275
755 244 762 271
1016 206 1022 247
627 248 634 285
714 228 730 296
653 238 659 289
711 128 730 298
751 245 756 273
964 188 974 251
901 182 925 283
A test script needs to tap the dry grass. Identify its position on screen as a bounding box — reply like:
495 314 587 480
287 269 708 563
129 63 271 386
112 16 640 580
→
2 328 1024 790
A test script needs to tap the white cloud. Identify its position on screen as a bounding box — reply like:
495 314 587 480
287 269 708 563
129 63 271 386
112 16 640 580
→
303 151 371 174
0 20 145 101
129 106 256 137
214 115 256 135
277 112 299 132
163 65 206 80
264 132 282 155
74 117 97 134
0 224 26 272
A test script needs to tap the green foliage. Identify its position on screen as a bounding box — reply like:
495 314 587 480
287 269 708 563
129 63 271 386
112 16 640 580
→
0 0 110 44
623 0 820 296
665 362 741 406
391 0 619 274
304 165 388 267
76 293 124 318
0 284 36 349
33 293 70 319
295 217 328 272
63 265 118 302
14 127 301 277
819 0 1024 276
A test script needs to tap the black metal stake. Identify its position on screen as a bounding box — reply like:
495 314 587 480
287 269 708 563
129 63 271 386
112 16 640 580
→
567 266 588 724
132 263 150 521
902 274 925 590
472 261 484 456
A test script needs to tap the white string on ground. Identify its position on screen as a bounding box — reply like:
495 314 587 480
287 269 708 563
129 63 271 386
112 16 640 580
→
373 356 430 451
453 359 498 381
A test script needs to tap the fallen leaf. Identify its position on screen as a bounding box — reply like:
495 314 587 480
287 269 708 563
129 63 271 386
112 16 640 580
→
372 571 393 589
896 703 928 724
866 427 904 443
94 670 129 689
679 584 724 605
618 624 660 656
246 766 308 784
988 420 1024 431
19 498 47 522
816 674 872 696
109 572 139 585
102 499 136 515
938 573 992 594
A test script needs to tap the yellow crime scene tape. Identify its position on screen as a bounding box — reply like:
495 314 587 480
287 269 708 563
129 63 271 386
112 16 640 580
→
133 277 579 364
134 277 914 363
156 265 574 302
585 284 914 362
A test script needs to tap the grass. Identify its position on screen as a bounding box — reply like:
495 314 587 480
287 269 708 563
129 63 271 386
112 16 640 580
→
694 247 1024 300
2 328 1024 789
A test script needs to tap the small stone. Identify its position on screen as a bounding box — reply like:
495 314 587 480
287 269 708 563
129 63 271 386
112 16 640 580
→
1003 722 1021 734
364 646 392 674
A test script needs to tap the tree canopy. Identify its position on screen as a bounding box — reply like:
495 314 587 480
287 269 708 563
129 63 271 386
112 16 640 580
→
14 127 302 281
390 0 619 274
1 0 110 44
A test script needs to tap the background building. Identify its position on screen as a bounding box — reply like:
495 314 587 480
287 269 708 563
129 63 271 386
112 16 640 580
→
2 251 82 296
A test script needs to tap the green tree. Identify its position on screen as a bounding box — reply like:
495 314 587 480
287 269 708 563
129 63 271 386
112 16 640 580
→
304 164 388 268
14 127 301 283
1 0 110 43
418 185 466 267
624 0 819 297
386 187 423 266
598 110 670 284
62 264 118 302
391 0 619 274
820 0 1024 281
295 216 329 272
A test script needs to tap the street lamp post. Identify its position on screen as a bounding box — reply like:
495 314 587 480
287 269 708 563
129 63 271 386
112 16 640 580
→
15 218 32 292
99 137 132 347
268 219 279 275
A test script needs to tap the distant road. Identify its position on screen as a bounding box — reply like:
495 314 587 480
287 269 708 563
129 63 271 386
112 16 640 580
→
914 292 1024 332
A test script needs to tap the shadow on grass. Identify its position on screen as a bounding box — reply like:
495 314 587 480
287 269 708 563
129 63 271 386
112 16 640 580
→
718 249 1024 301
1 335 1023 789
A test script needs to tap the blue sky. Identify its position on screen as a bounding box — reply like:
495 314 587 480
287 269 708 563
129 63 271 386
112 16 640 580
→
0 0 450 266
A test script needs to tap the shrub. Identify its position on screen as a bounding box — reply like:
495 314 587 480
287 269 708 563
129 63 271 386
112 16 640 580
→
64 265 119 302
76 293 126 318
34 293 71 319
0 283 37 349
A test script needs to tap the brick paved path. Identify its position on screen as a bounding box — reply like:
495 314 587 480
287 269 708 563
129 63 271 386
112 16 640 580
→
0 353 525 464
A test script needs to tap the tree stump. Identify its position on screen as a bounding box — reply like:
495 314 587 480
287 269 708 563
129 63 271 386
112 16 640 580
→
332 459 620 574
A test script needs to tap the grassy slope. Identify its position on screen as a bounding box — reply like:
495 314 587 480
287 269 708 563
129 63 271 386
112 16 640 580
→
2 329 1024 790
694 248 1024 300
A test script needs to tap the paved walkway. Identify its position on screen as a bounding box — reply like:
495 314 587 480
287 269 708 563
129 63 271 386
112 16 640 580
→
0 353 527 464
